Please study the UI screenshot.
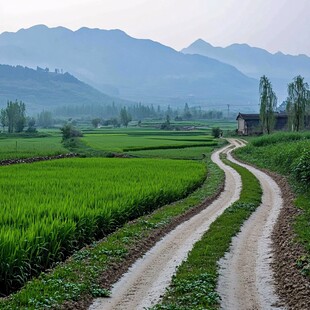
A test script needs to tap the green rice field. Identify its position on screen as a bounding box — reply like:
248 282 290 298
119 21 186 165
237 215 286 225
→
81 132 216 152
0 157 206 294
0 136 66 160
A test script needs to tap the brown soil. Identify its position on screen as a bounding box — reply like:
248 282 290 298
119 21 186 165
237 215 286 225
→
270 174 310 310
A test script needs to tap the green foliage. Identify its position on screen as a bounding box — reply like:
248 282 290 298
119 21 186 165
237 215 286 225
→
286 76 310 131
292 148 310 190
153 158 262 309
259 75 277 134
250 131 310 147
211 127 221 138
120 107 131 127
0 158 206 294
37 111 53 128
60 124 83 141
91 118 101 128
4 100 26 133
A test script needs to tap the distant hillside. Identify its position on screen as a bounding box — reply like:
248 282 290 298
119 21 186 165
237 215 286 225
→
0 64 130 114
182 39 310 102
0 25 258 111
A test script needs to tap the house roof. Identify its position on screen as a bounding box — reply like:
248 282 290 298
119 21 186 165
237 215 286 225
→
236 113 260 121
236 112 288 121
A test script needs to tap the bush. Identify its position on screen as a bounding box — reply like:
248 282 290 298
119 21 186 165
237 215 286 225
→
212 127 221 138
293 148 310 190
60 124 83 141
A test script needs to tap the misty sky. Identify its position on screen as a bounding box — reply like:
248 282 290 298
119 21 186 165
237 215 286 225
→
0 0 309 55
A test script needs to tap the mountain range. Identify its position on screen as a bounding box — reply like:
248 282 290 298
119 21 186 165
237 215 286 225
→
0 25 258 111
0 64 129 114
182 39 310 103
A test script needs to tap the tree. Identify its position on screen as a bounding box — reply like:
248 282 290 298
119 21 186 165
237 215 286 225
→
26 117 37 133
60 124 82 141
160 114 173 130
183 103 192 120
37 110 53 128
212 127 221 138
286 75 310 131
259 76 277 134
120 107 131 127
0 109 7 132
91 118 101 128
6 100 26 133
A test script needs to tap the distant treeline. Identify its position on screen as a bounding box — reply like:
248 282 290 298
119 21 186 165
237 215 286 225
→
54 102 224 121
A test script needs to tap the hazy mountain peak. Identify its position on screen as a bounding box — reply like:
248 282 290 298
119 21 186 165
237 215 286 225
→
182 39 310 103
0 25 258 110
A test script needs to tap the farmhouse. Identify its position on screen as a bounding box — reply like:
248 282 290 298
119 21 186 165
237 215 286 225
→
236 112 288 135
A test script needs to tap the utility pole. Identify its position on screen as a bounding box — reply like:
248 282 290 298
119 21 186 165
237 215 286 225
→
227 104 230 119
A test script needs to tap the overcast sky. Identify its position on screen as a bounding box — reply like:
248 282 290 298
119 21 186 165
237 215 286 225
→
0 0 309 55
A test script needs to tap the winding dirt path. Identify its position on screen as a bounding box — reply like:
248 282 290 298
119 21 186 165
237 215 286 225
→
218 139 284 310
89 142 242 310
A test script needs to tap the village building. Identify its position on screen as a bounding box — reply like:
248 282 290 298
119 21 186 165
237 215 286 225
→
236 112 288 135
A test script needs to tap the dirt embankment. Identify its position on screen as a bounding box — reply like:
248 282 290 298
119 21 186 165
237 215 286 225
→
0 153 77 166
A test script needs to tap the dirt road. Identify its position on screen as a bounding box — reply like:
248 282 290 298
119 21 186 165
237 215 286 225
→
217 139 284 309
89 142 242 310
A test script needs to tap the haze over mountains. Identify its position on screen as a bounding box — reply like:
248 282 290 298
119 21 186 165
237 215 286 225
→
0 64 130 114
0 25 258 113
182 39 310 104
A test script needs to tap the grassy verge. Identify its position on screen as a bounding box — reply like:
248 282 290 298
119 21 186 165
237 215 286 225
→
151 156 262 310
0 157 224 310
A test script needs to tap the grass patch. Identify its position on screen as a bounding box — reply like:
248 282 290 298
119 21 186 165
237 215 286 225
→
0 135 67 160
0 156 224 309
151 157 262 310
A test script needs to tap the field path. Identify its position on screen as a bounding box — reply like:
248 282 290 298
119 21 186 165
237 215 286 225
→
89 141 242 310
217 139 284 310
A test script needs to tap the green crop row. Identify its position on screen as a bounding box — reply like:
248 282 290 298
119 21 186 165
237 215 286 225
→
127 146 214 160
151 157 262 310
0 157 206 295
81 133 215 152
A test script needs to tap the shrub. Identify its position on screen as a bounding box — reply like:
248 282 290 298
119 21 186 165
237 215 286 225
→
60 124 83 141
212 127 221 138
293 148 310 190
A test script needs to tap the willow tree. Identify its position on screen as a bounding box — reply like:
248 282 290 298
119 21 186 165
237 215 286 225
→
286 76 310 131
259 76 277 134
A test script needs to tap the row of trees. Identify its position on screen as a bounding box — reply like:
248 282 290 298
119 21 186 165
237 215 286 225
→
56 101 225 122
0 101 26 133
0 100 55 133
259 75 310 133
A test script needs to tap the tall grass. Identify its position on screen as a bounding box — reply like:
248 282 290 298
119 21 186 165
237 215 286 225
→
250 131 310 147
0 157 206 295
